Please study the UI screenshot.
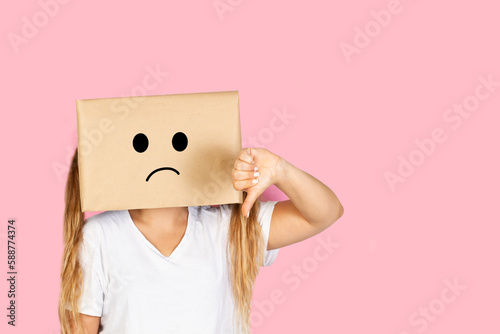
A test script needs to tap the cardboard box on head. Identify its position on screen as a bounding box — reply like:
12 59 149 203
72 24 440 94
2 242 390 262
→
76 90 243 212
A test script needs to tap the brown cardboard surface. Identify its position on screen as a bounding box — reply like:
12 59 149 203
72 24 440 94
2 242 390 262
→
76 90 243 212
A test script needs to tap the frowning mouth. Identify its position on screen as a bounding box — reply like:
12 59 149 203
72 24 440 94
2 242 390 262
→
146 167 180 182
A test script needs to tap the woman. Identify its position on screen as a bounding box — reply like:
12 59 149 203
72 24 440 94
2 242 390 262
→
59 147 343 333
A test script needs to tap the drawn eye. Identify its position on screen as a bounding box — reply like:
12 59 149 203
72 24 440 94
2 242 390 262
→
172 132 188 152
133 133 149 153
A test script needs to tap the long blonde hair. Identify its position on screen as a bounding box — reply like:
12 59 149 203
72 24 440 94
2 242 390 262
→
58 148 266 333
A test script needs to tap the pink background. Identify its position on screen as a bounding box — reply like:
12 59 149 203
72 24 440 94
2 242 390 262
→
1 0 499 333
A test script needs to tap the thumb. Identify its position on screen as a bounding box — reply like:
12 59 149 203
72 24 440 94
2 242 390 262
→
246 147 256 163
242 190 260 218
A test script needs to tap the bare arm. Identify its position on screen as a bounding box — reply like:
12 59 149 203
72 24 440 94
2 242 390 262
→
232 148 344 251
268 157 343 250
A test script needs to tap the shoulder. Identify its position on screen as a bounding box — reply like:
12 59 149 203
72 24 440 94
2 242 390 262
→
81 210 124 246
256 200 279 225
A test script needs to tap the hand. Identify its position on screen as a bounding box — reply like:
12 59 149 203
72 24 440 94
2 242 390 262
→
232 147 283 218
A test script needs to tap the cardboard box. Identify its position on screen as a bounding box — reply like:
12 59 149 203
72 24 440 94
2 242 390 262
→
76 90 243 212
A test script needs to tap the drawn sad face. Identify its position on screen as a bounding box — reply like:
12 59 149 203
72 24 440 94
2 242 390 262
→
132 131 188 181
77 91 242 211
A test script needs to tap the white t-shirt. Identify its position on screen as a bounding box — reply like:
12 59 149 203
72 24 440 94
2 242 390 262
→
66 201 280 333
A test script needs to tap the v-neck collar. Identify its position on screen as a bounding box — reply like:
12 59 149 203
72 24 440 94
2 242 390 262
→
123 206 194 261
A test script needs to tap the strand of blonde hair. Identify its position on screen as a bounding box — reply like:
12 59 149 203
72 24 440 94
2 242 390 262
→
58 148 86 333
228 194 265 333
